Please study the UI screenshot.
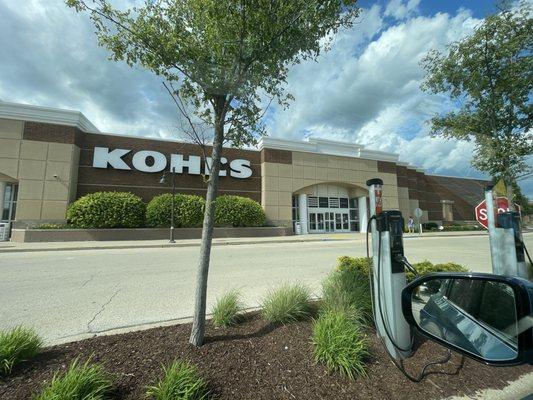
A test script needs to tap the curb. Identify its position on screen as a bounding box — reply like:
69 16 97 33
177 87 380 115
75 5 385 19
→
0 237 351 254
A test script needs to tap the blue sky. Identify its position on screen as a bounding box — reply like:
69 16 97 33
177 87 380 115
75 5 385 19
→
0 0 531 197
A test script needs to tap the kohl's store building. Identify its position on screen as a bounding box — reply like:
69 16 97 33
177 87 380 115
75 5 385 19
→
0 102 488 238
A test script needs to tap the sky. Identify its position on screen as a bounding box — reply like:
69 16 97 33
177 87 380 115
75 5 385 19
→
0 0 531 197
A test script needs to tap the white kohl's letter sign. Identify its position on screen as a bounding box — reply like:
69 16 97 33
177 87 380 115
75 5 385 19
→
92 147 253 179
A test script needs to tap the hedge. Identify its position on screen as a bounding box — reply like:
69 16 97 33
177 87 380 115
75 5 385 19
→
67 192 145 229
146 193 205 228
214 195 266 227
336 256 468 282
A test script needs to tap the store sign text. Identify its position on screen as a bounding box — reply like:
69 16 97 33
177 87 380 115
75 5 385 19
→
92 147 253 179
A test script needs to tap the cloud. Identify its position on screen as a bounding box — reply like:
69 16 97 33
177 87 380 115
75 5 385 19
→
0 0 179 139
384 0 421 20
0 0 531 196
267 5 488 178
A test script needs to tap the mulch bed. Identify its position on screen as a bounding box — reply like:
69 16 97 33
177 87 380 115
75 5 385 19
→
1 312 531 399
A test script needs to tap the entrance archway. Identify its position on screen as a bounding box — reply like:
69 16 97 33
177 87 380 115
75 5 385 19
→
292 182 368 234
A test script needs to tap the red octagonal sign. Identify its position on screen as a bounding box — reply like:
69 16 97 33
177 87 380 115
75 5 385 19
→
475 197 520 229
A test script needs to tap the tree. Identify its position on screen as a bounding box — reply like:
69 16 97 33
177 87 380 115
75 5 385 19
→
67 0 359 346
421 2 533 208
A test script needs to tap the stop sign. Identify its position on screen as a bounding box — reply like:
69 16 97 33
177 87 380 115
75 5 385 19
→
475 197 520 229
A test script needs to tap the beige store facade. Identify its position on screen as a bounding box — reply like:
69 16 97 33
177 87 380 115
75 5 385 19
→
0 102 488 238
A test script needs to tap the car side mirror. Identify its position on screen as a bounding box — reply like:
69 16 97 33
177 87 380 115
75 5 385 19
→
402 272 533 365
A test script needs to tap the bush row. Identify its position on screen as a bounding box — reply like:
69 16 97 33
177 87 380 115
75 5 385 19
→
335 256 468 282
66 191 266 229
422 222 483 231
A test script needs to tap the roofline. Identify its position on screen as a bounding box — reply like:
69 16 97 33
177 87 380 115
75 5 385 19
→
0 101 100 133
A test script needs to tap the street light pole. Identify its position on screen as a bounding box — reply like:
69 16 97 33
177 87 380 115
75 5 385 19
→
170 167 176 243
159 169 176 244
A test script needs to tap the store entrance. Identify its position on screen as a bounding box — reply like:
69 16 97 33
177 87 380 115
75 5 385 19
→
309 211 350 233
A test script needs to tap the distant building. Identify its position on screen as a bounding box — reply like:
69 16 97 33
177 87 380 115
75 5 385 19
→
0 102 488 235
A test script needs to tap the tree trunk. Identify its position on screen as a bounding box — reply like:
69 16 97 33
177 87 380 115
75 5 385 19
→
506 181 515 211
189 98 226 347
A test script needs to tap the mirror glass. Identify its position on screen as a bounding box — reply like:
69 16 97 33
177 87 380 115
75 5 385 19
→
411 277 518 361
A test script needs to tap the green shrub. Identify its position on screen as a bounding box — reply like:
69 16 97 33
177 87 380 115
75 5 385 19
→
443 224 482 231
211 290 242 328
0 326 42 375
32 223 70 230
36 358 113 400
312 311 369 379
261 283 312 323
146 360 208 400
422 222 439 231
67 192 146 229
321 269 372 324
146 193 205 228
336 256 371 278
406 260 468 282
214 195 266 227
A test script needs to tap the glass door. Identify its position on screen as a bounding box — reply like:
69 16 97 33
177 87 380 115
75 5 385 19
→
335 213 342 231
317 213 324 231
342 213 349 231
325 212 334 232
309 213 317 232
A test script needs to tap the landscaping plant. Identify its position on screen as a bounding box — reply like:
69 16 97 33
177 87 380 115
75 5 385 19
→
336 256 372 278
67 191 146 229
214 196 266 227
146 360 209 400
261 283 313 324
0 326 42 375
146 193 205 228
36 358 113 400
406 260 468 282
321 268 372 324
211 290 243 328
312 311 369 380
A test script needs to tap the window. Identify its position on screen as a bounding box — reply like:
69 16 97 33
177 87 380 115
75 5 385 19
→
308 196 318 208
319 197 329 208
291 196 299 222
349 198 358 209
2 184 18 221
349 210 357 220
329 197 339 208
446 280 517 344
340 197 349 208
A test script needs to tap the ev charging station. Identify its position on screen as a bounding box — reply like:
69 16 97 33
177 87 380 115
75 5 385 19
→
367 178 412 360
484 185 528 279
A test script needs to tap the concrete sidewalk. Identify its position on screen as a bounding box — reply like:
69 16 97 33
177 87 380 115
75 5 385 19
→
0 230 497 253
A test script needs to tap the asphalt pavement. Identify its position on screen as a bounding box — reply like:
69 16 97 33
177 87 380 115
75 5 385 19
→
1 233 531 345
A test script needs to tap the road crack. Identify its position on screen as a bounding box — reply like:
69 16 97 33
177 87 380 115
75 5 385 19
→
87 285 121 333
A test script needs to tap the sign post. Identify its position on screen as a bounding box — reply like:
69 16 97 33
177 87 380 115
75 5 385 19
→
477 187 524 277
414 207 423 235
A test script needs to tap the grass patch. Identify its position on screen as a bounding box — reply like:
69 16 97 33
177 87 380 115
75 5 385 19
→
312 311 369 380
321 269 372 324
0 326 42 375
146 360 209 400
261 283 312 323
211 290 242 328
36 358 113 400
